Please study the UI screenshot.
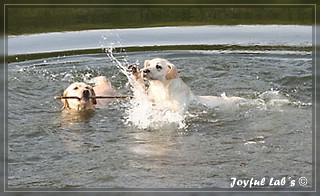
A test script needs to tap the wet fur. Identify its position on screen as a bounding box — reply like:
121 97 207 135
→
129 58 245 112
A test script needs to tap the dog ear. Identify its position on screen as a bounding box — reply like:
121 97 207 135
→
165 63 179 80
144 60 150 68
61 90 69 109
90 88 97 105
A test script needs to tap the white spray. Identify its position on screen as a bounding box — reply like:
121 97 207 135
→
101 33 187 130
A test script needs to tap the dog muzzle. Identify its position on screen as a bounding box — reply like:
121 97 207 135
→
82 90 90 101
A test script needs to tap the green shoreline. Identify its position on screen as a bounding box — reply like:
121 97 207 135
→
8 45 312 63
7 7 313 35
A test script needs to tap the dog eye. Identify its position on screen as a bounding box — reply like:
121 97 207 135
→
73 87 78 90
85 86 90 89
156 64 162 70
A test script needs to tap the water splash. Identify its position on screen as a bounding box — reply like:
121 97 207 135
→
123 93 188 130
101 33 187 130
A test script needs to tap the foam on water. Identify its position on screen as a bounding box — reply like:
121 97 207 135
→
124 98 187 130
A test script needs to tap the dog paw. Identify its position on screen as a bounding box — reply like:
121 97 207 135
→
127 64 138 73
127 64 141 80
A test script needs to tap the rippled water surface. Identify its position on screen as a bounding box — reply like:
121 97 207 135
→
7 48 312 189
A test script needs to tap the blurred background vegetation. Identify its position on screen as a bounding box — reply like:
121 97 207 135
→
6 3 314 35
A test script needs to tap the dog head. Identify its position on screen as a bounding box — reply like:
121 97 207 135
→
61 82 97 111
142 58 179 81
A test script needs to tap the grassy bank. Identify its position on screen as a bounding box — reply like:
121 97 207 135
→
6 6 313 35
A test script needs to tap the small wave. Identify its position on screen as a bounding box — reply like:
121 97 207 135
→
257 90 291 107
237 89 311 110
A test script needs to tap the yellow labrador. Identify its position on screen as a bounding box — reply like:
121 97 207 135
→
61 82 97 111
61 76 115 111
129 58 244 112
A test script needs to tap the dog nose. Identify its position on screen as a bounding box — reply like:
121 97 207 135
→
143 69 150 74
82 90 90 100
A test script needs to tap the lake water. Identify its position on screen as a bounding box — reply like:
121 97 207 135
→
6 25 313 190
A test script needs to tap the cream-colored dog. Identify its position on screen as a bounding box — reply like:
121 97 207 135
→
61 76 114 111
142 58 196 112
61 82 97 111
129 58 244 113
